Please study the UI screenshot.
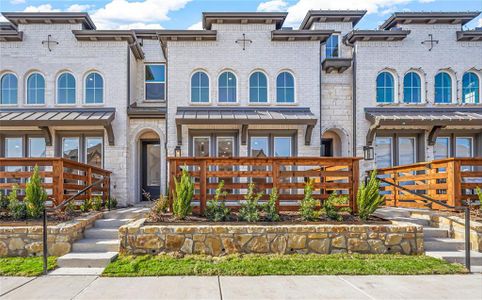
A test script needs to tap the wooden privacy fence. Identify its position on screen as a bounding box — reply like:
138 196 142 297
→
168 157 361 214
0 157 111 206
371 158 482 210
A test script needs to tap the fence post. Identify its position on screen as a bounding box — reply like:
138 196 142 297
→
168 159 176 212
200 160 207 214
272 160 280 210
393 171 399 208
446 160 461 208
351 159 359 213
52 159 64 206
86 167 92 201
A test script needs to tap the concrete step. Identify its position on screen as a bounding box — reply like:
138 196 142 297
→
471 266 482 273
390 217 430 226
48 267 105 276
424 238 465 251
72 238 119 252
375 207 411 218
426 251 482 265
103 207 148 220
84 228 119 239
424 227 449 239
94 218 132 228
57 252 118 268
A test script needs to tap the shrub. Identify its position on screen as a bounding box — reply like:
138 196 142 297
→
24 165 48 219
7 185 27 220
91 196 103 211
357 171 385 220
173 168 194 219
476 187 482 212
205 181 231 222
262 187 280 222
300 179 319 221
151 195 169 214
80 198 92 213
0 191 9 210
238 183 263 222
323 193 350 222
65 200 76 216
108 197 118 209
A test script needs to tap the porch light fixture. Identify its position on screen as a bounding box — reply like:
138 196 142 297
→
174 145 182 157
363 146 374 161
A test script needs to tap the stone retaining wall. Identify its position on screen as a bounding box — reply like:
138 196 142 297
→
429 214 482 252
119 219 424 256
0 212 103 257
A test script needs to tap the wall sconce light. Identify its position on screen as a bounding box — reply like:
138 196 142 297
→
363 145 374 161
174 145 182 157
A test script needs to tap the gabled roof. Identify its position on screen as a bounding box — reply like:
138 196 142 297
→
72 30 144 59
380 11 481 29
271 29 333 41
202 12 287 30
1 12 96 30
299 10 367 30
344 30 410 44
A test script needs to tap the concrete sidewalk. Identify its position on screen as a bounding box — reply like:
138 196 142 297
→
1 274 481 300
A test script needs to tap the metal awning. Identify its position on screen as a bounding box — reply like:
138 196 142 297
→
365 107 482 145
0 108 116 145
176 106 317 146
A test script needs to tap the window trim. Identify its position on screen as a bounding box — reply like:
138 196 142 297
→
248 130 297 156
144 63 166 102
462 71 481 104
217 70 238 104
216 136 236 157
83 71 105 105
192 136 211 157
188 130 239 157
0 133 46 158
275 70 296 104
25 71 46 106
56 71 77 106
0 72 18 106
397 136 417 165
376 70 397 104
55 131 104 167
434 71 455 104
455 136 474 158
402 70 425 104
248 70 269 104
190 70 211 104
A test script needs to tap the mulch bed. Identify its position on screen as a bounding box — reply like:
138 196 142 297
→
0 211 86 226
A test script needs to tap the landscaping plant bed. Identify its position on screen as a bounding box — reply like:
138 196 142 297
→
102 254 466 276
0 211 84 226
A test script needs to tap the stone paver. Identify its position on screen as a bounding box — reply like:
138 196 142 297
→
0 277 35 297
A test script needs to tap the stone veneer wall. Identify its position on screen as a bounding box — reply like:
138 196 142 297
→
0 212 103 257
120 219 424 256
430 214 482 252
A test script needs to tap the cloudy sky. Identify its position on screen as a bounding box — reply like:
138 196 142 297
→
1 0 481 30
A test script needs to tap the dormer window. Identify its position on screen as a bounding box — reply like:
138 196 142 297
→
145 64 166 101
326 34 339 58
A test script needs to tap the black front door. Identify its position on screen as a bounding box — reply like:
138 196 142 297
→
321 139 333 157
141 141 161 201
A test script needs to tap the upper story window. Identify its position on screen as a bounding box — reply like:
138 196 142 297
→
0 73 17 105
276 72 295 103
85 72 104 104
191 71 209 103
326 35 339 58
218 71 236 103
376 72 395 103
434 72 452 104
145 64 165 101
26 73 45 105
403 72 422 103
462 72 480 104
57 72 76 104
249 71 268 103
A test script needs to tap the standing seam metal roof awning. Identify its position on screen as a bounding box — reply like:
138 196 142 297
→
364 107 482 146
0 108 116 145
175 107 317 146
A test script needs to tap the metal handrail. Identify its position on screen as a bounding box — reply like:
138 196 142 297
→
374 174 472 272
42 175 110 275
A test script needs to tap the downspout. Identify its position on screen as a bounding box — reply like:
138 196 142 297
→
319 41 323 156
164 40 169 196
352 46 357 157
127 47 130 107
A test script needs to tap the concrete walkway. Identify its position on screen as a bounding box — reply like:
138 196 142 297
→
1 274 481 300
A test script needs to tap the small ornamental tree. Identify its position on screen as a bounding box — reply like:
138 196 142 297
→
239 183 263 222
205 180 231 222
323 193 350 222
7 185 27 220
262 187 280 222
24 165 48 219
357 171 385 220
173 168 194 219
300 178 319 221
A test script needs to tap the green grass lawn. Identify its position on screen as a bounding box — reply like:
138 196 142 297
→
0 257 57 276
102 254 466 277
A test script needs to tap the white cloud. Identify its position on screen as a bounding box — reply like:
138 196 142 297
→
23 4 61 12
418 0 434 3
479 17 482 27
257 0 288 12
187 21 202 30
10 0 26 4
117 22 164 29
90 0 192 29
66 4 93 12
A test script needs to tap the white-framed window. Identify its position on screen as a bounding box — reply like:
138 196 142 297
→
434 72 452 104
249 71 268 103
434 137 450 160
145 64 166 101
403 72 422 103
325 34 340 58
191 71 209 103
0 73 18 105
84 72 104 104
218 71 237 103
398 137 417 165
26 73 45 105
193 136 210 157
376 72 395 103
57 72 76 104
462 72 480 104
85 137 103 168
276 72 295 103
375 137 393 169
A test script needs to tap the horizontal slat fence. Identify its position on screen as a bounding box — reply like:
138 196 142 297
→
0 157 111 206
168 157 361 214
371 158 482 210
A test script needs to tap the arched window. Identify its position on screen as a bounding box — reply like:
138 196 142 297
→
376 72 394 103
276 72 295 103
85 72 103 104
191 71 209 103
218 71 236 103
403 72 422 103
462 72 480 104
27 73 45 104
249 71 268 103
434 72 452 103
57 73 76 104
0 73 18 105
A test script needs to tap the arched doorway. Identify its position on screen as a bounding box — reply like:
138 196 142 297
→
321 128 349 157
138 130 161 201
